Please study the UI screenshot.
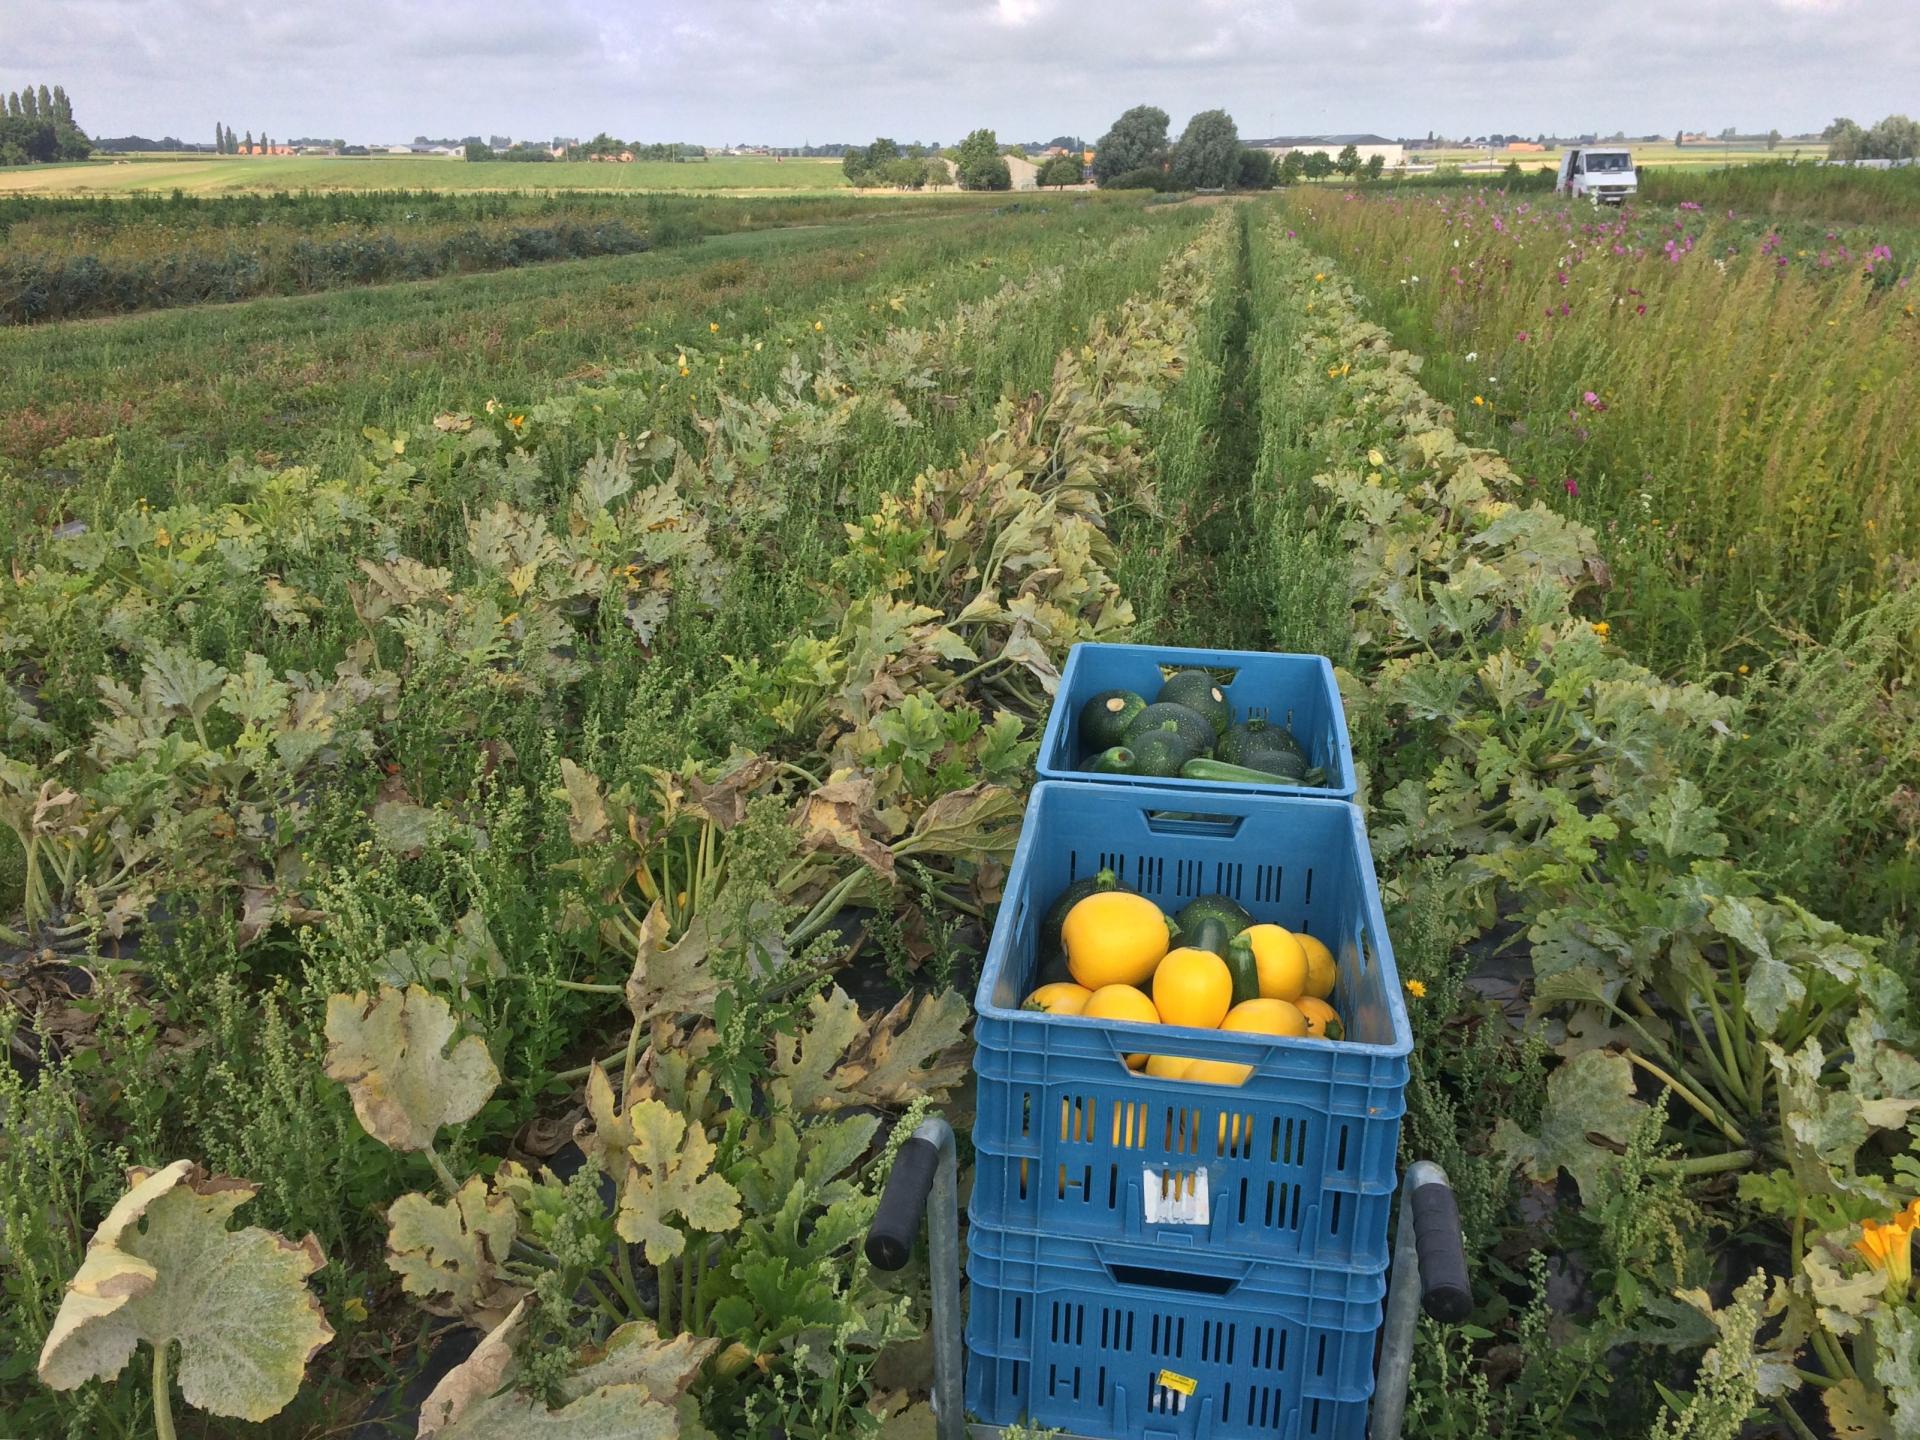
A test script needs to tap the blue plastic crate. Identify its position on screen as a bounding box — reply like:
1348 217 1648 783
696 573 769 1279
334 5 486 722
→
972 782 1411 1269
1037 642 1357 799
965 1222 1380 1439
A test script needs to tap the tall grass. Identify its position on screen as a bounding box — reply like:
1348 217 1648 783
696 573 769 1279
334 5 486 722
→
1288 188 1920 664
1638 159 1920 224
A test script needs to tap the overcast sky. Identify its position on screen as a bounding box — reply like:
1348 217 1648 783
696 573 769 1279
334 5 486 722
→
3 0 1912 146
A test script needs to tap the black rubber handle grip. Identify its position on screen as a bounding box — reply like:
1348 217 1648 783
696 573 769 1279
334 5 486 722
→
1411 1179 1472 1323
865 1136 938 1271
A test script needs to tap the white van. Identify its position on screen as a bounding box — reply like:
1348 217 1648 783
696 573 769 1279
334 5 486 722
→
1556 147 1638 203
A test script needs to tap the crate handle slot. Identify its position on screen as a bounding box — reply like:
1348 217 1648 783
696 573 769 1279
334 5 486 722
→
1106 1261 1241 1297
1143 811 1246 838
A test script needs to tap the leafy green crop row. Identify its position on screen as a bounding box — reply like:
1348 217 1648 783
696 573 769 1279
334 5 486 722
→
1248 213 1919 1440
0 190 1105 325
2 218 667 323
0 205 1227 1436
0 200 1176 538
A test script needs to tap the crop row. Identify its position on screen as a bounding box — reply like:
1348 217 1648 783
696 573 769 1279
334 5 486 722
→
0 191 1113 325
2 199 1192 534
1247 212 1917 1438
1 216 679 323
0 188 606 240
0 210 1234 1435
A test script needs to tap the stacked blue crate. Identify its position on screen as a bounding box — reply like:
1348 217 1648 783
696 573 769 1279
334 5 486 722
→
967 646 1407 1440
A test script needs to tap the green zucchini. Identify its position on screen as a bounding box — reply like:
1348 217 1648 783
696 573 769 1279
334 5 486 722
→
1124 702 1217 758
1156 670 1232 737
1222 928 1263 1004
1079 689 1147 750
1185 915 1234 963
1173 895 1254 939
1220 719 1306 766
1088 745 1137 774
1129 729 1199 778
1180 757 1309 785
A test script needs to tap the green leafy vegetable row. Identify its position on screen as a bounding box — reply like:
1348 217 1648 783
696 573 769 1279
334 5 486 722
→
1248 213 1918 1439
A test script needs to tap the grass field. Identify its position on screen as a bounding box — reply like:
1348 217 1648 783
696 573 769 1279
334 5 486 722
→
2 179 1916 1440
0 152 854 194
1411 140 1830 170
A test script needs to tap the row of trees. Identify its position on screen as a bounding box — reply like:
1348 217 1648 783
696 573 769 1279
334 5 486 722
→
1824 114 1920 162
465 142 558 163
4 84 75 124
841 131 1014 190
1 82 89 165
1277 144 1386 183
842 139 951 189
463 136 708 164
1091 106 1385 190
213 124 277 154
845 110 1396 195
570 135 704 162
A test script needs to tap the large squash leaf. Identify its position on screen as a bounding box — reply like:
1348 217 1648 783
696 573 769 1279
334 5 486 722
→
613 1100 743 1264
559 1321 716 1402
1492 1048 1646 1201
417 1300 702 1440
623 900 720 1023
324 985 500 1152
833 990 971 1108
37 1161 333 1422
576 1062 643 1178
768 987 868 1114
386 1176 526 1328
769 987 970 1113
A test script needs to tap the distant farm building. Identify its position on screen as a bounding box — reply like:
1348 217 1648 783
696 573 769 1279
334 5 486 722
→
1505 141 1546 153
1252 134 1406 169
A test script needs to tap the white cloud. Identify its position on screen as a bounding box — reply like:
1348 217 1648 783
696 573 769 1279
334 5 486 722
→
0 0 1911 145
993 0 1049 25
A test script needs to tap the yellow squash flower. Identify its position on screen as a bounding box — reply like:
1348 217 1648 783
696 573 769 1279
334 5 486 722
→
1856 1212 1915 1302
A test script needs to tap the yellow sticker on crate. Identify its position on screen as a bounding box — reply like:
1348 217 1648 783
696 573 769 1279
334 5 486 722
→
1158 1370 1198 1397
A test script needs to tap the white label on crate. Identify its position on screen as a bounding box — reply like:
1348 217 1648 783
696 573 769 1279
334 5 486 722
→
1143 1165 1210 1225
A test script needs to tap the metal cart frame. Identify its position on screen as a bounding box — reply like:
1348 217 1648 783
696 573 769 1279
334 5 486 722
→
866 1117 1472 1440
